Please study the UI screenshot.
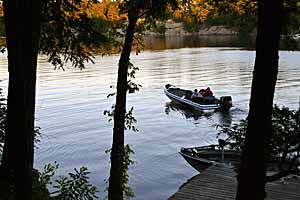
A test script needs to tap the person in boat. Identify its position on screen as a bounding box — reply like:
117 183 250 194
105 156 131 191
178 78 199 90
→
191 89 199 99
191 89 204 102
203 87 213 97
199 89 205 96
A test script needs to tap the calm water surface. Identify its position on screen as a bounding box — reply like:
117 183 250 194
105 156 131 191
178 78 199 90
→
0 48 300 199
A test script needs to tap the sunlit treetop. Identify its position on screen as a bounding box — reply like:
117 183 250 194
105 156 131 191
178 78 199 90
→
79 0 121 20
173 0 214 24
39 0 111 69
0 2 3 17
209 0 257 16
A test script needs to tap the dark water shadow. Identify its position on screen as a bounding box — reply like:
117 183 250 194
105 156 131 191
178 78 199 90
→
165 101 232 126
144 35 300 51
143 35 255 50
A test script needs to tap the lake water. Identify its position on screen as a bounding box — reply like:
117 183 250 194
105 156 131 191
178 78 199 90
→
0 47 300 200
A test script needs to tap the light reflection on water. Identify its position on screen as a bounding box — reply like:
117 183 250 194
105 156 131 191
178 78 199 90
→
143 35 245 50
0 48 300 199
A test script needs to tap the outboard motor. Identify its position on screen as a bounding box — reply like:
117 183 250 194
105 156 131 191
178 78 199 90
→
220 96 232 111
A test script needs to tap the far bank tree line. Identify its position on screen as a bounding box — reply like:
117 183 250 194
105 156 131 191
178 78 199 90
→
0 0 299 200
0 0 300 38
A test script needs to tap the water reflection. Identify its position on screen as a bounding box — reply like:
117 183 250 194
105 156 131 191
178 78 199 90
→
165 101 212 120
1 48 299 200
165 101 232 126
143 35 254 50
143 35 300 51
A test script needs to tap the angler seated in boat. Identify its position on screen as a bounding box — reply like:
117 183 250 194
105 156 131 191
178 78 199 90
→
191 87 215 104
191 89 201 98
165 84 233 111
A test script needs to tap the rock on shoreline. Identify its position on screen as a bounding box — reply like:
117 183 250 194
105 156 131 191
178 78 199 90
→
147 19 238 37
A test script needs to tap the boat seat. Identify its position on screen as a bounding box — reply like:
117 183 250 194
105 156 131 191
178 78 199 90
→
192 97 204 103
203 96 215 103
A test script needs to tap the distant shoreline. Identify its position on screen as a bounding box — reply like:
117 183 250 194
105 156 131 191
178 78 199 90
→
145 20 239 37
144 20 300 50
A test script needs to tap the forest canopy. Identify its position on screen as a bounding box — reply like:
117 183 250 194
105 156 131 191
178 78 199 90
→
0 0 299 38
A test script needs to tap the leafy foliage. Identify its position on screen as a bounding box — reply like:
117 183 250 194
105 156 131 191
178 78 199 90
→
104 105 115 123
104 105 138 132
121 144 135 200
270 105 300 160
111 0 179 53
39 162 59 188
39 0 110 70
201 0 257 38
32 163 98 200
104 63 140 132
124 107 138 132
32 163 59 200
0 16 5 37
173 0 212 31
217 119 247 151
104 144 135 200
118 0 178 20
53 167 98 200
218 105 300 180
127 62 142 94
0 0 112 67
106 2 181 199
0 88 97 199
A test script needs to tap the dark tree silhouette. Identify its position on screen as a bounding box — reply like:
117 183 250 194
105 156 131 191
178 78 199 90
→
0 1 107 199
236 0 283 199
108 1 178 199
108 10 138 200
0 0 42 199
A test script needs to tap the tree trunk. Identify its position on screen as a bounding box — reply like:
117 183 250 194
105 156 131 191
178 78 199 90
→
236 0 283 199
0 0 42 199
108 15 137 200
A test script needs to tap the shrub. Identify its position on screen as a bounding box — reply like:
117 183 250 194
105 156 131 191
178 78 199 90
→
217 105 300 181
33 163 98 200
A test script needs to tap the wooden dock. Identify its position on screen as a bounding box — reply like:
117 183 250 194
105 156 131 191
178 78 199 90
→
168 164 300 200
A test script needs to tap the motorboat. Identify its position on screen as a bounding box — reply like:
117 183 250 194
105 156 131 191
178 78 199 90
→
179 145 240 173
164 84 232 111
180 144 300 177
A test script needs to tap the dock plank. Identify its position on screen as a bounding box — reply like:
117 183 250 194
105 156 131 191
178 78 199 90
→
169 164 300 200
